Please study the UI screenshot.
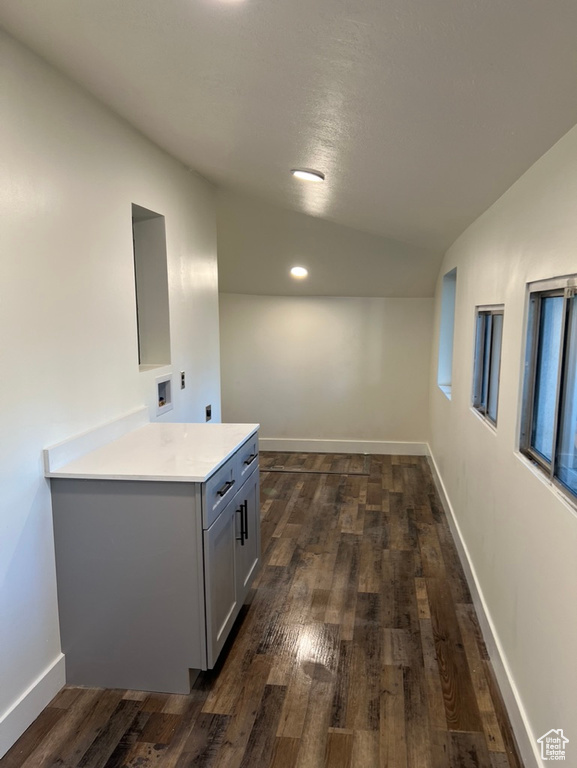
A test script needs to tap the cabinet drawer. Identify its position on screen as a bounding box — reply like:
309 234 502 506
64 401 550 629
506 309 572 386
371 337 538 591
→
236 434 259 484
203 455 237 529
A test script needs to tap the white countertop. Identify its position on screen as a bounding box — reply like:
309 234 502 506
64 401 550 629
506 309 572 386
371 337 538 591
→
45 422 259 482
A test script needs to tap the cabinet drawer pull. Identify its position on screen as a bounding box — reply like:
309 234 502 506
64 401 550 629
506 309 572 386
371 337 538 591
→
236 506 245 546
243 500 249 541
217 479 235 497
243 453 258 466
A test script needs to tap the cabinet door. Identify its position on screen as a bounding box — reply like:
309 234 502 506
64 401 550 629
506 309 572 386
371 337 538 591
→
235 468 261 603
204 496 240 668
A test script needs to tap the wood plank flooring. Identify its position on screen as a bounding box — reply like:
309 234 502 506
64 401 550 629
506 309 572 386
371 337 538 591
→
1 453 523 768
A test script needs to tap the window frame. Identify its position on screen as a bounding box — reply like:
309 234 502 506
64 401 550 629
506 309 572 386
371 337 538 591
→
520 276 577 498
472 305 504 427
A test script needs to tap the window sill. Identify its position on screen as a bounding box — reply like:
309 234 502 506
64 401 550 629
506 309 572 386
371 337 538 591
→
470 407 497 434
438 384 452 400
515 451 577 521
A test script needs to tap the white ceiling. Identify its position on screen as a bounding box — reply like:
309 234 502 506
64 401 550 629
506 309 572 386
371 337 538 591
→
3 0 577 254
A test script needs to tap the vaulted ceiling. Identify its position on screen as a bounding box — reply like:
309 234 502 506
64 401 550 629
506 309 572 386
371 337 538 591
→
3 0 577 289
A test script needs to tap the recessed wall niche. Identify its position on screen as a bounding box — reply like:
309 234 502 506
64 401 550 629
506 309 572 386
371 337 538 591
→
132 204 171 369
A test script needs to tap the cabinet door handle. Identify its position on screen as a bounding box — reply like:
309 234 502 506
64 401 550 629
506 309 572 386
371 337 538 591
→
243 500 249 541
243 453 258 466
217 479 235 497
236 506 245 546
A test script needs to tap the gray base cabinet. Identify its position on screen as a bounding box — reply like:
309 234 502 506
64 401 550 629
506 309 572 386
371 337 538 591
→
204 468 259 667
50 440 260 694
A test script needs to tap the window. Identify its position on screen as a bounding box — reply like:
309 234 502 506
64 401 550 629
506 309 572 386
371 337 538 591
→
521 276 577 500
437 268 457 398
472 306 504 425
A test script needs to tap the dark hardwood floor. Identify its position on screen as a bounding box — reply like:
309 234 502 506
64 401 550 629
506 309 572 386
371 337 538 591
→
1 453 523 768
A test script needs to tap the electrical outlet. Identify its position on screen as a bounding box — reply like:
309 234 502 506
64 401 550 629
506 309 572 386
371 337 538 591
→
180 371 185 389
205 404 212 422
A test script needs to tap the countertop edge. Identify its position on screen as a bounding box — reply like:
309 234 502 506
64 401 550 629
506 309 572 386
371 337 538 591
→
47 472 210 483
45 423 260 483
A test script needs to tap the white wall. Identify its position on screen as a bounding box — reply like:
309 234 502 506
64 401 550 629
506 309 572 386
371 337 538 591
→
217 188 442 298
220 294 433 448
0 30 221 756
429 124 577 765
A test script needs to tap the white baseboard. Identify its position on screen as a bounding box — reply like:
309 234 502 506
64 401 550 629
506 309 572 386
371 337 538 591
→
0 654 65 759
259 437 429 456
427 448 541 768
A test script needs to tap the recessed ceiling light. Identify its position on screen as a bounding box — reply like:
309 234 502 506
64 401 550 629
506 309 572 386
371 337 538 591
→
290 266 308 278
290 169 325 182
